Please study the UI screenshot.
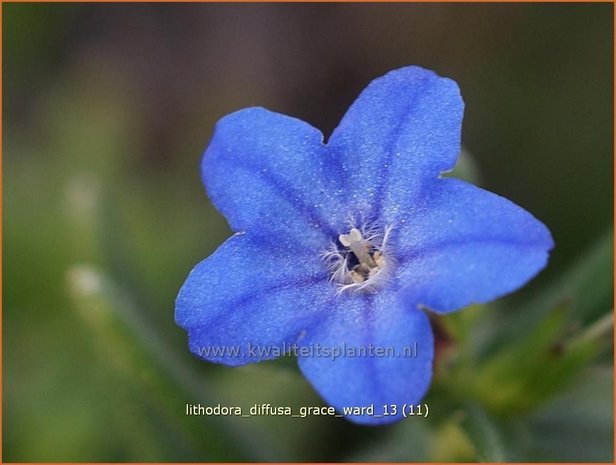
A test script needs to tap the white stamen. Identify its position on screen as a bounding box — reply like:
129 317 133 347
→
339 228 376 268
322 220 395 295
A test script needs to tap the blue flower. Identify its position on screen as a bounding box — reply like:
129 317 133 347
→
176 66 553 425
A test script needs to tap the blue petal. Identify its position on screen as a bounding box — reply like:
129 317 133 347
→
203 107 346 249
175 234 333 366
394 178 554 313
297 292 434 425
328 66 464 222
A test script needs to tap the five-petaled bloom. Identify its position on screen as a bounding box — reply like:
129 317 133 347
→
176 66 553 425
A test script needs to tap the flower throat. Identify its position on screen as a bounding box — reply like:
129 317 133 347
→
323 221 394 294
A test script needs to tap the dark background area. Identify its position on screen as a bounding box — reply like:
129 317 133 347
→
3 3 613 462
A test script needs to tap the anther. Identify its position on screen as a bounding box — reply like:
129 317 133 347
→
339 228 377 268
323 221 394 294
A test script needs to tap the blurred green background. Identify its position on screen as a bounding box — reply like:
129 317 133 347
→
3 3 613 462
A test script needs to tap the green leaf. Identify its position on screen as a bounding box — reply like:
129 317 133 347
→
489 228 613 356
66 264 272 461
528 367 613 462
535 227 613 323
445 147 481 184
345 416 433 461
472 303 610 415
430 415 476 462
459 404 509 462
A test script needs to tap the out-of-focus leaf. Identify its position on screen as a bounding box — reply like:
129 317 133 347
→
438 304 488 343
533 227 613 323
345 417 432 461
444 147 481 184
474 304 567 408
459 404 509 462
66 265 260 461
528 367 613 462
487 228 613 357
473 303 609 415
430 415 476 462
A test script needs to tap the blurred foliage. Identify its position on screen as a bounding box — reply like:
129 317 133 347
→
3 3 613 462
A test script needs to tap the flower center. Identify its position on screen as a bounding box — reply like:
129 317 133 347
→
338 228 385 283
322 221 394 294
